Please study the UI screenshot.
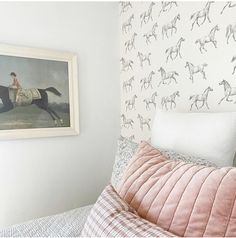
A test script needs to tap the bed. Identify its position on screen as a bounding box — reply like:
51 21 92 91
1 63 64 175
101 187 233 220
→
0 205 92 237
1 111 236 237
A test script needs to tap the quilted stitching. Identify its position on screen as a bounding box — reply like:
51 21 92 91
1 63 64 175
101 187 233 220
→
117 141 236 237
166 166 208 231
201 169 232 236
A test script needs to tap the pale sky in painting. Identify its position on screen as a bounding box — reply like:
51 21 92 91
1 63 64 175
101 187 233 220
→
0 55 69 103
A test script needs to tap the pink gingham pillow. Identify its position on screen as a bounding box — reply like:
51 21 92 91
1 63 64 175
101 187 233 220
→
81 184 175 237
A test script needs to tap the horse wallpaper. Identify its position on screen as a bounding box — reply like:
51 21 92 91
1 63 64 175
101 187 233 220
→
0 55 70 130
120 1 236 142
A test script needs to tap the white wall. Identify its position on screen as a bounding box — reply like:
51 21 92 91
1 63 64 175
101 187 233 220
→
0 2 119 227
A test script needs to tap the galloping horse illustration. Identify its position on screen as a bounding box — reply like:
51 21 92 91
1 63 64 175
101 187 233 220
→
162 14 180 39
137 114 151 130
0 86 64 125
123 76 134 92
195 25 220 53
120 1 132 15
125 32 137 52
125 94 137 111
165 37 185 63
140 71 155 91
121 114 134 129
218 80 236 104
143 92 158 110
137 52 151 68
185 62 208 83
143 23 158 44
189 86 213 110
120 57 133 72
159 2 178 16
140 2 155 27
161 91 180 110
158 67 179 86
232 56 236 75
190 2 214 31
220 1 236 14
122 14 134 34
226 23 236 44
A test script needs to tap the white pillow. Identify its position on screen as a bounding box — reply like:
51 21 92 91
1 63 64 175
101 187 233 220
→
151 110 236 167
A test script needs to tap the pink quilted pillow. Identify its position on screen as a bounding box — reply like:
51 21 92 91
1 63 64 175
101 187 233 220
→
117 141 236 237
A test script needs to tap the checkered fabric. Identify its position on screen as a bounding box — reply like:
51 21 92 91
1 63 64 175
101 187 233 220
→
0 205 92 237
81 184 175 237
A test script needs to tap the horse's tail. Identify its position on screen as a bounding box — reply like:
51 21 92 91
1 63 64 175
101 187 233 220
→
226 25 232 38
190 12 196 20
161 98 165 105
45 87 61 96
165 48 170 53
174 71 179 76
189 95 194 100
162 26 165 35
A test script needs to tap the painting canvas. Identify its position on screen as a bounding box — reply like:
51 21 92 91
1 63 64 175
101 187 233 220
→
0 44 79 139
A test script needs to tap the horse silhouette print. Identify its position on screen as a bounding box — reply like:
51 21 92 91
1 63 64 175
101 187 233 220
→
143 92 158 110
158 67 179 86
124 32 137 53
185 62 208 83
123 76 135 92
220 1 236 14
190 2 214 31
0 86 64 126
140 71 155 91
140 2 155 27
189 86 213 110
122 14 134 34
165 37 185 63
232 56 236 75
137 114 151 130
195 25 220 53
120 2 132 15
159 2 178 16
143 23 158 44
125 94 137 111
120 57 133 72
162 14 180 39
161 91 180 110
226 22 236 44
218 80 236 104
137 52 151 68
121 114 134 129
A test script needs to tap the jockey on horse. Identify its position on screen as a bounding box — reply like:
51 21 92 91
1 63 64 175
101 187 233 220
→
9 72 22 105
9 72 39 107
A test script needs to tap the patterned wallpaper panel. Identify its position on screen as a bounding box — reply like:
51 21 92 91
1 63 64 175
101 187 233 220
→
120 1 236 142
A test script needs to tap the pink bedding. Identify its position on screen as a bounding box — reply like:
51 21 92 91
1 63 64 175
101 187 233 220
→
117 141 236 237
81 184 175 237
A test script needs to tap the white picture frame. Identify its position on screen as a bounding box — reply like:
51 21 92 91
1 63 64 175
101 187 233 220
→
0 43 79 140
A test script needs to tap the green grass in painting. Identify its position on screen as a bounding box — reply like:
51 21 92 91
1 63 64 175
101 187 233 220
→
0 105 70 130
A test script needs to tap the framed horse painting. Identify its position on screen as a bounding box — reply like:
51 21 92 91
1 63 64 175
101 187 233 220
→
0 43 79 139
